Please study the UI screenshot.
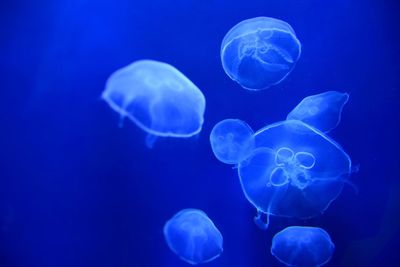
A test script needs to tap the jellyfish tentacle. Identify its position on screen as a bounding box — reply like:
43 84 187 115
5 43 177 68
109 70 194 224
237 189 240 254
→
254 210 270 230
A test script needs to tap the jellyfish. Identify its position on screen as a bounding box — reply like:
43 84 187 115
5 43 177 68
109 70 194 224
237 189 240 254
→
163 209 223 265
271 226 335 267
287 91 349 132
220 17 301 90
210 119 255 164
238 120 352 229
102 60 206 147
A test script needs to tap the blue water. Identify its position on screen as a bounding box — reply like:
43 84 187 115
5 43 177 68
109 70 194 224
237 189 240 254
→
1 0 399 266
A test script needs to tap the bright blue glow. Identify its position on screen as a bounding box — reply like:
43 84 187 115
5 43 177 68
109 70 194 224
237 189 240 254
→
102 60 206 140
271 226 335 267
210 119 255 164
220 17 301 90
163 209 223 265
287 91 349 132
238 120 352 223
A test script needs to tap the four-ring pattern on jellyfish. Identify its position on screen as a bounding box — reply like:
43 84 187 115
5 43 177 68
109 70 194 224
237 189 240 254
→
269 147 316 189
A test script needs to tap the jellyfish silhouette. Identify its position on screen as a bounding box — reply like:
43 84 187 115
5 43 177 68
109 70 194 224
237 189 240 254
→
221 17 301 90
287 91 349 132
238 120 352 228
210 119 255 164
163 209 223 265
271 226 335 267
102 60 206 147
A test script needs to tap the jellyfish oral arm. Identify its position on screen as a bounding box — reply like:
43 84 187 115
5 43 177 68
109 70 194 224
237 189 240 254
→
253 210 270 230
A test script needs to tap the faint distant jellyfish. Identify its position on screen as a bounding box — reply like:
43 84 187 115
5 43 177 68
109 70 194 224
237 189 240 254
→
163 209 223 265
287 91 349 132
221 17 301 90
238 120 352 229
271 226 335 267
210 119 255 164
102 60 206 147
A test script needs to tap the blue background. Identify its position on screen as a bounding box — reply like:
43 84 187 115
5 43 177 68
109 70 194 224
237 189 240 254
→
1 0 399 266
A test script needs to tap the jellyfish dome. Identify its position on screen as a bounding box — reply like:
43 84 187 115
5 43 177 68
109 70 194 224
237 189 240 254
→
220 17 301 90
238 120 351 220
210 119 255 164
271 226 335 267
163 209 223 265
102 60 206 141
287 91 349 133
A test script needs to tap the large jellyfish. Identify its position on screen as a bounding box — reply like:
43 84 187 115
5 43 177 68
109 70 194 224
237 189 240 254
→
163 209 223 265
271 226 335 267
287 91 349 133
220 17 301 90
210 119 255 164
238 120 352 228
102 60 206 147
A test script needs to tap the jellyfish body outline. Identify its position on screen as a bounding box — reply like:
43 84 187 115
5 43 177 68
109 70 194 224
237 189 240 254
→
221 16 301 90
238 120 352 221
210 119 255 164
102 60 206 139
271 226 335 267
287 91 349 133
163 209 223 265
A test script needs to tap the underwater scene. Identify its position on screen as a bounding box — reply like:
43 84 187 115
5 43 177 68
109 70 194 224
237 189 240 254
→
1 0 400 266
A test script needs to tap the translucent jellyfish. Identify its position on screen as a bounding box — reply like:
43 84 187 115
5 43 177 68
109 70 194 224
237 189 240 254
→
102 60 206 147
210 119 255 164
271 226 335 267
238 120 351 228
220 17 301 90
163 209 223 265
287 91 349 132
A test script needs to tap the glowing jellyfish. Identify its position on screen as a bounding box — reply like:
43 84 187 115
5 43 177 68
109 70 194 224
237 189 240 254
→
102 60 206 147
220 17 301 90
238 120 351 228
163 209 223 265
287 91 349 132
210 119 255 164
271 226 335 267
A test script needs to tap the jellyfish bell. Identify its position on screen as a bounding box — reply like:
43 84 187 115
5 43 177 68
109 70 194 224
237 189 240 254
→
271 226 335 267
163 209 223 265
238 120 352 228
210 119 255 164
287 91 349 133
221 16 301 90
102 60 206 147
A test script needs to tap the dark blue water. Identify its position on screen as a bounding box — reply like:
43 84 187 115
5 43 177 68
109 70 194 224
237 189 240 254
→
1 0 399 266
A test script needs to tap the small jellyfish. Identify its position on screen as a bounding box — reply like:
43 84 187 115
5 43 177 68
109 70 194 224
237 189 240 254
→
102 60 206 147
163 209 223 265
238 120 351 227
271 226 335 267
210 119 255 164
287 91 349 132
221 17 301 90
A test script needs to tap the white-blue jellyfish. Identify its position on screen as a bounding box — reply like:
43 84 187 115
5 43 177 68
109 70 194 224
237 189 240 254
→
271 226 335 267
287 91 349 132
163 209 223 265
102 60 206 147
220 17 301 90
238 120 352 228
210 119 255 164
209 91 354 229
